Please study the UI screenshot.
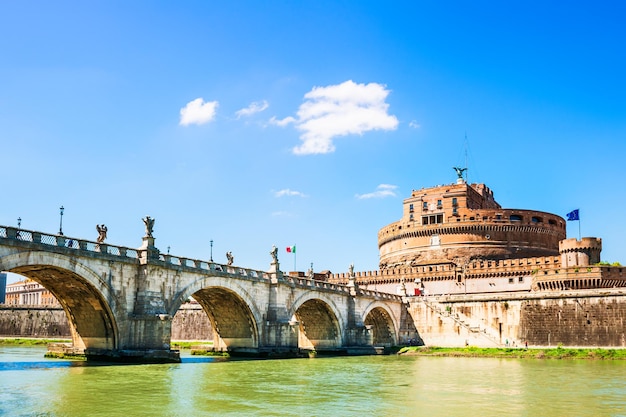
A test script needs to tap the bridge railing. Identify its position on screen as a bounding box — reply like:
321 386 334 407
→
284 274 404 300
157 253 272 280
285 275 351 293
0 225 140 260
359 288 403 301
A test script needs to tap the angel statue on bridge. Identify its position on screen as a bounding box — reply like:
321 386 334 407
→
226 251 234 265
96 224 108 243
143 216 155 238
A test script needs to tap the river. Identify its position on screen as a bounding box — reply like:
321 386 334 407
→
1 346 625 416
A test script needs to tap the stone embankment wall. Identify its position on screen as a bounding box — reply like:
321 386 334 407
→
0 303 213 341
0 306 70 337
408 289 626 348
170 303 213 340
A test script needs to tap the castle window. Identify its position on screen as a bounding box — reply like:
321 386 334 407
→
452 197 458 206
422 214 443 225
409 204 414 213
437 199 442 208
409 214 414 221
452 207 458 215
510 214 523 222
508 278 514 284
423 202 428 210
548 219 557 225
532 216 543 223
518 277 524 283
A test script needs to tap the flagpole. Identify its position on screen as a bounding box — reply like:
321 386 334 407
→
578 217 581 241
294 244 297 272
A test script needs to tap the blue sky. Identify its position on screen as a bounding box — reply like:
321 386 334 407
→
2 1 625 284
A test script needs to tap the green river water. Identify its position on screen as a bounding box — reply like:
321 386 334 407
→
1 346 625 416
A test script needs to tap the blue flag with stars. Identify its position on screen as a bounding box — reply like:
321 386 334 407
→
566 209 579 221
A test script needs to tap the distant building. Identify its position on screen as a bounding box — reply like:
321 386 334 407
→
328 175 626 295
0 272 6 304
5 278 61 306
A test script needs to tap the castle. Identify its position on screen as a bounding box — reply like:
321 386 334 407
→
329 172 626 296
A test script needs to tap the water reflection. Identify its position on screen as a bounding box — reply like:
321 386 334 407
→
1 347 625 416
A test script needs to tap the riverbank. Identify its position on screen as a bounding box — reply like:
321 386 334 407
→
398 346 626 360
0 338 213 349
0 337 70 346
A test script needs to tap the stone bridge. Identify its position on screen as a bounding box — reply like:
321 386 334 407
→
0 224 414 362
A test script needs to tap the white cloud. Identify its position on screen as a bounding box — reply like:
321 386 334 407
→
272 211 294 217
236 100 269 118
179 98 218 126
409 120 421 129
274 188 308 198
274 80 398 155
356 184 398 199
268 116 296 127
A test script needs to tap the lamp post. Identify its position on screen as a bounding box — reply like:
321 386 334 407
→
210 240 213 262
59 206 64 236
17 217 21 229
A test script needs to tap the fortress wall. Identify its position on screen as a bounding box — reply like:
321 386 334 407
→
170 303 213 341
519 296 626 346
0 304 213 341
0 306 70 337
407 290 626 348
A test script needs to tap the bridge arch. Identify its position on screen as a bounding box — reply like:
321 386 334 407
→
289 294 344 351
0 251 119 352
169 276 262 351
362 302 399 347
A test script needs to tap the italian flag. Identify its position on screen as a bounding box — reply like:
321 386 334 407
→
286 245 296 253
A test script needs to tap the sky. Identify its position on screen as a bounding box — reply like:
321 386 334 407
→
2 1 626 285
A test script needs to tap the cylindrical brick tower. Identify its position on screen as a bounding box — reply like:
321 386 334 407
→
559 237 602 267
378 180 566 269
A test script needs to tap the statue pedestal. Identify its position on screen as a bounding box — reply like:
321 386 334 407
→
268 261 282 283
139 236 160 263
347 276 358 296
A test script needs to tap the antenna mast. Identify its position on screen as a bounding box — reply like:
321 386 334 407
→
464 133 469 182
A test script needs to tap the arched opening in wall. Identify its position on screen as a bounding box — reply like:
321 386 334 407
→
1 271 70 338
4 266 117 354
364 307 396 347
292 299 341 352
192 287 258 353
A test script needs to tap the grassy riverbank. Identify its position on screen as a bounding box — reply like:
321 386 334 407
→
0 338 213 350
0 338 71 346
170 340 213 350
398 346 626 360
